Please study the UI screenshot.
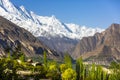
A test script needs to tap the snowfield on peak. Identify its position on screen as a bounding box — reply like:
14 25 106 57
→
0 0 104 39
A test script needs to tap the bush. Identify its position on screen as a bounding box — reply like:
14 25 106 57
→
60 64 68 73
62 68 77 80
46 64 60 80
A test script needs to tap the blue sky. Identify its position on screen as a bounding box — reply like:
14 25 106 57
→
11 0 120 29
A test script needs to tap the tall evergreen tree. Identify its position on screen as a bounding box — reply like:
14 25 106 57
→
43 51 47 67
76 59 80 80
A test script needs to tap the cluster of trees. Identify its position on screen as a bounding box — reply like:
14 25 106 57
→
0 51 120 80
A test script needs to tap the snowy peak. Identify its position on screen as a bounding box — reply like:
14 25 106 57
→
0 0 104 39
1 0 10 4
1 0 13 8
0 0 9 5
65 23 104 39
1 0 16 13
20 5 30 18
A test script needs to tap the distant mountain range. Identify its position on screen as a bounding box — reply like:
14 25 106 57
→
0 0 104 54
72 23 120 65
0 16 60 59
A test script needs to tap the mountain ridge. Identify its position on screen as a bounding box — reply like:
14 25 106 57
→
72 23 120 64
0 0 104 40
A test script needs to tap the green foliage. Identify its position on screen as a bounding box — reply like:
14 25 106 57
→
62 68 77 80
1 50 120 80
109 62 120 80
76 59 80 80
7 51 12 60
46 62 60 80
43 51 47 67
110 62 120 69
90 64 96 80
60 64 68 73
76 57 87 80
64 53 72 68
19 53 25 62
0 58 19 80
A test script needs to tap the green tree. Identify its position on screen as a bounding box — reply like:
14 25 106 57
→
90 64 96 80
43 51 47 67
46 63 60 80
64 54 72 68
76 58 80 80
76 57 86 80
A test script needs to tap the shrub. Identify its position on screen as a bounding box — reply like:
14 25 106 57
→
62 68 77 80
46 64 60 80
60 64 68 73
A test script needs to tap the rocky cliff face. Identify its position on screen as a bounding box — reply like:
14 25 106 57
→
0 16 59 59
72 24 120 64
39 36 78 55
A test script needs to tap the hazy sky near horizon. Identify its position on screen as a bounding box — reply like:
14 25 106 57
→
11 0 120 29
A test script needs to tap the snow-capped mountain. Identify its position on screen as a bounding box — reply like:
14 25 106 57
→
0 0 104 40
